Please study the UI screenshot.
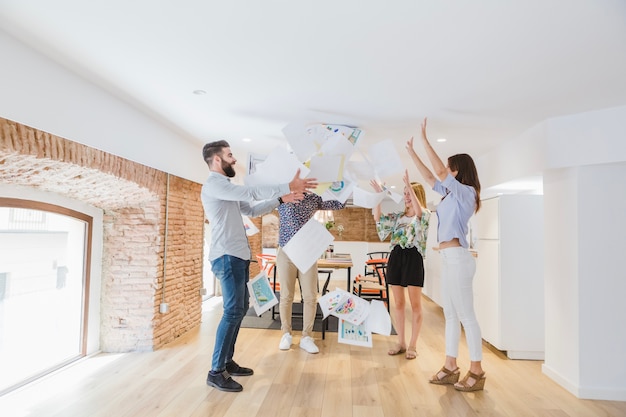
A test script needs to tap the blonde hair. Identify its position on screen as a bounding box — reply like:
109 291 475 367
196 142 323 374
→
408 181 427 209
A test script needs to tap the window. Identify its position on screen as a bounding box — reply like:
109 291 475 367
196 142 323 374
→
0 199 92 395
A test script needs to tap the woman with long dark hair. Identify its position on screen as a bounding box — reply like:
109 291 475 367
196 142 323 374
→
406 118 486 392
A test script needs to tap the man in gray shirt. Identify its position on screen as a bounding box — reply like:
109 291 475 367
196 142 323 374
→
201 140 317 392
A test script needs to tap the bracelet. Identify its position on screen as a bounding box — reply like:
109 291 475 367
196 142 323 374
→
278 197 284 204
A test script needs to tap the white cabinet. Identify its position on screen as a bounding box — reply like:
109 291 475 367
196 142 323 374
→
423 214 443 306
474 195 544 360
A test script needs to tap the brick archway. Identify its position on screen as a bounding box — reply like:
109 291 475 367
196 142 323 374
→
0 117 203 351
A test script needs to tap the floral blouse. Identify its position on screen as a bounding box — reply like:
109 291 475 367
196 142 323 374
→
376 210 431 258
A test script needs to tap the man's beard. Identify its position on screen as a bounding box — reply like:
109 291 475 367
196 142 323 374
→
222 160 236 178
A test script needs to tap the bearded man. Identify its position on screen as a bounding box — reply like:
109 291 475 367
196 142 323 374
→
201 140 317 392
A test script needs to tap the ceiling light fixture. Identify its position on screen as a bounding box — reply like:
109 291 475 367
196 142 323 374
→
436 138 447 143
193 89 207 95
242 138 252 142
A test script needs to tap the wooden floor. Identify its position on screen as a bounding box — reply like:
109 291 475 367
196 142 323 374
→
1 293 625 417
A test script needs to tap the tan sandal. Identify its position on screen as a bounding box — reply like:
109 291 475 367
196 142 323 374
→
387 345 406 356
454 371 486 392
405 347 417 360
429 366 460 385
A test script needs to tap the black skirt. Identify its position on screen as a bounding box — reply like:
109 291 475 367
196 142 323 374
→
385 245 424 287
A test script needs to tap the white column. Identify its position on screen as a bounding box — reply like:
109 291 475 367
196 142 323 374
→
542 162 626 400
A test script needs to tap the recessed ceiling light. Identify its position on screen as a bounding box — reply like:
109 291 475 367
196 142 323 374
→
242 137 252 142
389 185 396 189
436 138 447 143
193 90 207 95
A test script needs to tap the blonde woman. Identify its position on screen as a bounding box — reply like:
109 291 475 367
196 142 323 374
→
371 170 430 360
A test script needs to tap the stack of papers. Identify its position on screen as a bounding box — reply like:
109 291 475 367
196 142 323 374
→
323 257 353 263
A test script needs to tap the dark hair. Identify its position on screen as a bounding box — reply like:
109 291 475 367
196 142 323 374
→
448 153 481 212
202 140 230 166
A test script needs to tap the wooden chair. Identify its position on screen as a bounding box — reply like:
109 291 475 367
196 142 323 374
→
318 269 333 339
353 258 389 311
364 251 390 277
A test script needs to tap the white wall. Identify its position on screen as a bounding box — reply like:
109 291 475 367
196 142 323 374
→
545 106 626 169
542 167 581 390
0 30 207 184
542 163 626 400
477 122 548 189
476 106 626 400
476 105 626 189
577 163 626 399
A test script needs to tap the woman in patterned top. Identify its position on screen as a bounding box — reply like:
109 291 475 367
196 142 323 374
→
276 192 345 354
371 170 430 360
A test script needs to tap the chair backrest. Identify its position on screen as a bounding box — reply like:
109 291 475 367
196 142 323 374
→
353 259 389 311
373 262 387 286
364 254 388 278
366 251 390 260
256 254 276 276
364 258 387 286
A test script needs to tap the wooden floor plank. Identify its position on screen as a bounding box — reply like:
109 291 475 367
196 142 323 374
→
1 295 625 417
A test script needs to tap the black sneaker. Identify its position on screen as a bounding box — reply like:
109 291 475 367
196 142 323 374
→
206 370 243 392
225 360 254 376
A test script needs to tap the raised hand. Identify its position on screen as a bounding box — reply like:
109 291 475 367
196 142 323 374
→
403 169 411 188
405 136 416 155
289 169 318 194
370 179 384 193
421 117 428 141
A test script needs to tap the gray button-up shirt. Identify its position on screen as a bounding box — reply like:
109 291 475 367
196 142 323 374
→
201 171 289 261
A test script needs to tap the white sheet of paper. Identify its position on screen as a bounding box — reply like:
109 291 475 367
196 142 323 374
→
367 300 392 336
321 179 355 204
369 139 405 179
247 271 278 316
346 159 376 182
330 289 371 326
308 124 335 149
346 127 364 145
318 288 371 326
282 122 318 162
387 190 403 204
308 154 343 183
318 288 350 319
242 215 259 236
337 318 373 347
322 125 365 146
244 146 309 186
318 132 355 160
379 184 404 204
352 187 385 209
282 218 334 273
323 124 354 140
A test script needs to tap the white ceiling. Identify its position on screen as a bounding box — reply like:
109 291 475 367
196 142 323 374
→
1 0 625 192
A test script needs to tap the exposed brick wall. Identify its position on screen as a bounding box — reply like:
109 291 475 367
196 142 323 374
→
260 206 382 249
248 216 263 277
331 207 381 242
0 117 204 352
